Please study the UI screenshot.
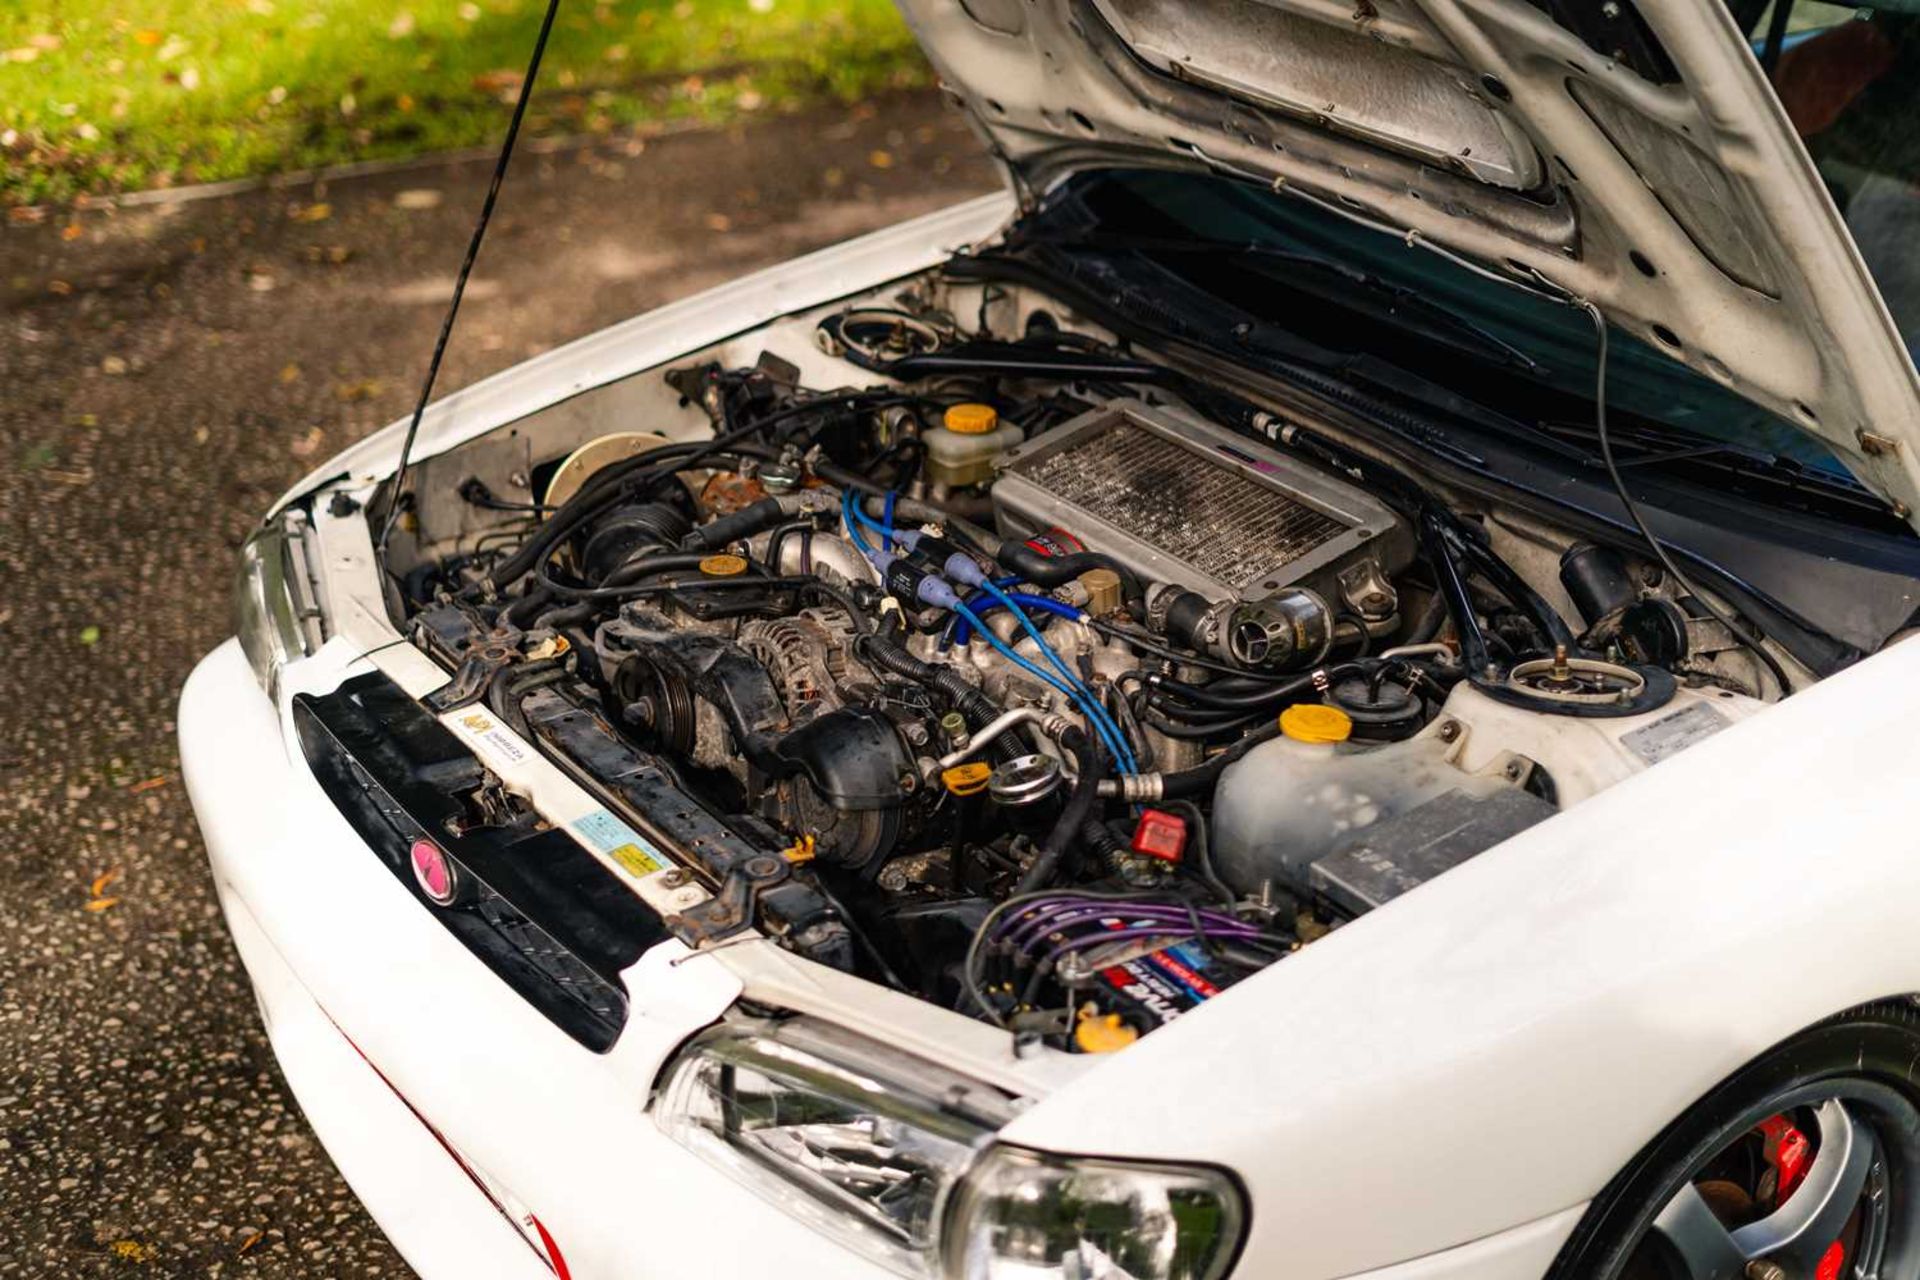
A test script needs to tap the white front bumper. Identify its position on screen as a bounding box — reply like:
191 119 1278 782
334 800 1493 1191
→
180 638 902 1280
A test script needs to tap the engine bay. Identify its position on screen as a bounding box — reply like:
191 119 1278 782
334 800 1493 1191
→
384 282 1778 1056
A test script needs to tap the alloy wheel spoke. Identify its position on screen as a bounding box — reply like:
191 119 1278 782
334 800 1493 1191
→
1732 1099 1874 1272
1652 1181 1753 1279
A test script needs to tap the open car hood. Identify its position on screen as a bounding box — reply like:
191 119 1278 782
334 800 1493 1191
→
897 0 1920 522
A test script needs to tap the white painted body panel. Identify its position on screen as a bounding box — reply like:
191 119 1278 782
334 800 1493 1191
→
1005 631 1920 1278
185 191 1920 1280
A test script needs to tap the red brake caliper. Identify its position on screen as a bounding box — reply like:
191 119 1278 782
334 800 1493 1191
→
1758 1114 1846 1280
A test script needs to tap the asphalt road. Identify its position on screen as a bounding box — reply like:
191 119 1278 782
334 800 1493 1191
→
0 91 995 1278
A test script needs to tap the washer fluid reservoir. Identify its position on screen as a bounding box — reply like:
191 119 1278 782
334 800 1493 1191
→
1211 703 1533 902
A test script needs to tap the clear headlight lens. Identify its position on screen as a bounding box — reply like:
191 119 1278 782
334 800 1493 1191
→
653 1020 1248 1280
233 509 326 698
943 1146 1244 1280
653 1019 1011 1276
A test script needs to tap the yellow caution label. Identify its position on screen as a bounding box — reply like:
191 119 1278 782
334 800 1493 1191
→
608 842 665 877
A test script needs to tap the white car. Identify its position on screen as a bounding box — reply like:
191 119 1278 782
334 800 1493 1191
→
184 1 1920 1278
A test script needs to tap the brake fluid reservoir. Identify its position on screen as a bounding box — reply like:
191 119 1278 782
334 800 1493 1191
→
924 403 1022 490
1211 704 1525 899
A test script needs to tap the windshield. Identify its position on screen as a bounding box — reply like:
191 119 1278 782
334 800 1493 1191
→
1055 167 1853 474
1758 2 1920 356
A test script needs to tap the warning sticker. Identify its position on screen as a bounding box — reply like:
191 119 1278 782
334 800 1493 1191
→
447 709 531 766
1622 701 1731 766
570 810 667 877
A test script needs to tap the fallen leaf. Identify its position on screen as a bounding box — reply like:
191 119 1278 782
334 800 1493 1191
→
6 48 41 65
85 897 120 913
61 222 81 241
290 201 331 223
28 33 62 51
333 378 383 402
90 868 122 896
393 188 441 210
247 271 276 292
237 1231 264 1256
128 776 167 793
289 426 326 458
470 69 522 95
100 355 128 375
705 212 732 232
867 149 894 170
278 362 301 384
48 279 72 295
77 625 101 645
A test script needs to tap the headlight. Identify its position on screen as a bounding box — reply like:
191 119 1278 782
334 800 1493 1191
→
233 509 327 698
654 1019 1011 1276
652 1020 1247 1279
942 1146 1244 1280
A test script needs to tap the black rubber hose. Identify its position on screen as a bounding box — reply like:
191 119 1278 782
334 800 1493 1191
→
859 620 1002 727
1158 720 1285 798
679 497 791 552
503 584 555 628
1148 665 1357 711
1015 728 1103 895
1404 589 1448 646
1081 816 1128 865
994 543 1143 609
485 434 783 591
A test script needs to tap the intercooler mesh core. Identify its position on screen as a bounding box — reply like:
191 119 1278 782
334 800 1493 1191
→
1012 419 1348 593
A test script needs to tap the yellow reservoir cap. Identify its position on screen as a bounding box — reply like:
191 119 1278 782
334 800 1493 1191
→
1074 1010 1139 1054
1280 703 1353 744
698 553 749 577
943 403 1000 435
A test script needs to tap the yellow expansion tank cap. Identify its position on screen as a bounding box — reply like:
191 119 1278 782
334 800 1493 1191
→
943 403 1000 435
1280 703 1353 744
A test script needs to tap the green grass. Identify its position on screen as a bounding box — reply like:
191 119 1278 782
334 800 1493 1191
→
0 0 928 207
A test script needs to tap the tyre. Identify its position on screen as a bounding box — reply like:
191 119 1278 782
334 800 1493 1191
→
1551 1001 1920 1280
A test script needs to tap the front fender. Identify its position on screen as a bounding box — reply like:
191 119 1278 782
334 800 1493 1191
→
1003 636 1920 1279
268 191 1016 513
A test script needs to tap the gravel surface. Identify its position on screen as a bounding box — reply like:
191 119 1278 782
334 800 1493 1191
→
0 91 994 1278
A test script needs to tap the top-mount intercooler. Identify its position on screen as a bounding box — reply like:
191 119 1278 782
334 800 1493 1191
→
990 398 1405 602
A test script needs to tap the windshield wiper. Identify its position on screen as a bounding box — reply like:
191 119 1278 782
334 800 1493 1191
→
1021 230 1542 374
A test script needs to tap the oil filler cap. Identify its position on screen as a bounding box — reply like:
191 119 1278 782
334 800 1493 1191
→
698 553 749 577
1280 703 1353 744
943 403 1000 435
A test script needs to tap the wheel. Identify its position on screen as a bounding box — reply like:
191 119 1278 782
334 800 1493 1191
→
1551 1002 1920 1280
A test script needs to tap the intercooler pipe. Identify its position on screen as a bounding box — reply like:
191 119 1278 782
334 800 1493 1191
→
994 542 1143 611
